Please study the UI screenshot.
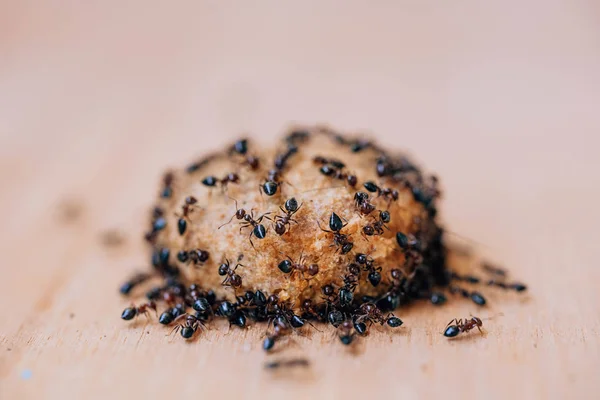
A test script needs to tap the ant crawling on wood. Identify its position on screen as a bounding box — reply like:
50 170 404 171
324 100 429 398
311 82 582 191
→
121 301 157 321
443 316 483 338
171 313 206 339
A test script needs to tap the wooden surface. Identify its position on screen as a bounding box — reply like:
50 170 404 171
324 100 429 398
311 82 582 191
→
1 2 599 399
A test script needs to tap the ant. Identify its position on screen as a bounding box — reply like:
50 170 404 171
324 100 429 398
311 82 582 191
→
362 210 391 238
274 145 298 171
317 212 354 254
161 171 174 198
353 302 403 328
171 313 206 339
444 316 483 338
313 155 345 169
449 286 487 306
219 199 271 249
176 196 200 235
218 259 243 289
177 249 210 265
342 263 361 292
337 320 355 345
260 169 282 196
273 197 302 235
314 156 357 187
354 192 376 216
121 301 157 321
119 272 151 295
202 173 240 190
355 253 382 287
229 138 260 170
278 253 319 280
363 181 399 204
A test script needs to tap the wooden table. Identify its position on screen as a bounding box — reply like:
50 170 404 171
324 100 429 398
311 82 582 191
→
1 2 599 399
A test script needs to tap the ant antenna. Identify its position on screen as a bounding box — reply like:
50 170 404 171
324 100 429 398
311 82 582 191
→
218 196 239 229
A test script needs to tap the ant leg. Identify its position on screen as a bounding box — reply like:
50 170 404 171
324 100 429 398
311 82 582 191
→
168 324 182 337
445 318 458 329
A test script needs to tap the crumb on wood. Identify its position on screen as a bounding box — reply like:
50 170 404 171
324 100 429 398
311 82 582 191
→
57 199 84 223
100 229 127 248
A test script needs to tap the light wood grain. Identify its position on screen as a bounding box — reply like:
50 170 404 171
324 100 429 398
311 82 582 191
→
1 2 599 399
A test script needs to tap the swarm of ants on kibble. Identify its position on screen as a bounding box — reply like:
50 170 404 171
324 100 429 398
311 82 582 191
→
119 126 527 349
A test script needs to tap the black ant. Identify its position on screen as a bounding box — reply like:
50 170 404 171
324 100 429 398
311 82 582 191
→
449 286 487 306
354 192 376 216
444 316 483 338
229 138 260 170
171 313 206 339
273 197 302 235
317 212 354 254
176 196 200 235
355 253 382 287
119 272 151 295
177 249 210 265
314 156 357 187
363 181 399 203
202 173 240 189
337 320 355 345
161 171 174 198
260 169 282 196
274 145 298 171
353 302 403 328
342 263 361 292
219 199 271 249
362 210 391 238
121 301 157 321
277 253 319 280
218 259 243 289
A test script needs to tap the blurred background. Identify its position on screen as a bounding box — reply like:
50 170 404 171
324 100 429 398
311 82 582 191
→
1 1 599 398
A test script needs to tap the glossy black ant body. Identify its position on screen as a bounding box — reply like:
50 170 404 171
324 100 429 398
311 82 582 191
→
444 316 483 338
218 259 243 289
175 196 200 236
355 253 383 287
338 320 355 345
314 156 357 187
229 138 260 170
176 249 210 265
119 273 151 295
171 313 206 339
273 197 302 235
260 169 283 196
318 212 353 254
219 199 271 249
354 192 376 216
274 145 298 170
353 302 403 328
201 172 240 189
121 301 157 320
277 253 319 280
362 210 391 238
363 181 399 203
450 286 487 306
